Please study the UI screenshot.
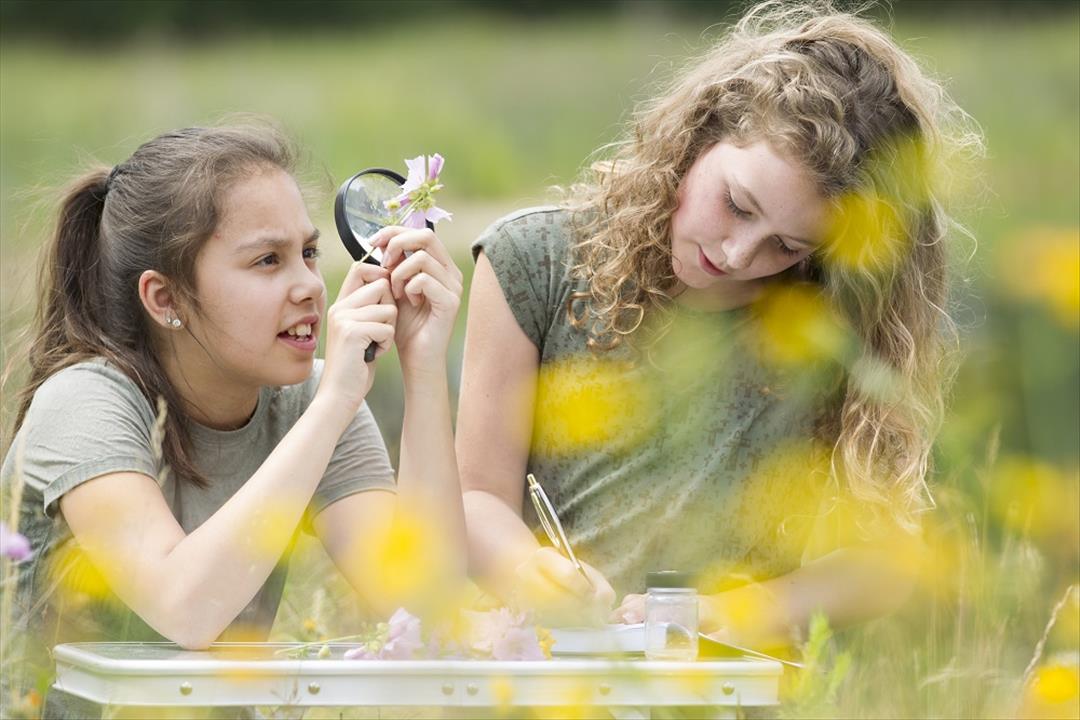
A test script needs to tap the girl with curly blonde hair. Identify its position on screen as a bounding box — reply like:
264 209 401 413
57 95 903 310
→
458 1 981 647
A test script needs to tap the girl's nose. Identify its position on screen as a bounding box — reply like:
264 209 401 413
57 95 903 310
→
290 264 326 305
721 233 756 271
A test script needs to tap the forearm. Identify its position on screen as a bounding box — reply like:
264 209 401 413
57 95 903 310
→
704 542 921 648
397 369 467 578
160 398 351 646
463 489 541 599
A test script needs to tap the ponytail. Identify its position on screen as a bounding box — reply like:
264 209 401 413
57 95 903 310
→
14 168 111 432
7 121 297 489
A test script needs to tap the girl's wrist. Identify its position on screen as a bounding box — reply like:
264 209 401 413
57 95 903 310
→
306 392 358 435
699 593 729 635
400 361 449 388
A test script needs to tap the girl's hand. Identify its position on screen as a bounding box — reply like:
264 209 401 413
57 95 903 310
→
610 593 646 625
370 226 463 376
315 262 397 420
512 547 616 627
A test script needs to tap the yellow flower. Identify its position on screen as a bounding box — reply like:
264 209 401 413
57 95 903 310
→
752 284 849 366
1000 228 1080 330
536 625 555 659
1034 665 1079 704
532 357 652 455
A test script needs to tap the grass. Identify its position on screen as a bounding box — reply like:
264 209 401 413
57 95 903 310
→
1 6 1078 719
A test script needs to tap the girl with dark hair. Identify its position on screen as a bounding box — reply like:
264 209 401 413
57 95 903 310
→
2 121 465 715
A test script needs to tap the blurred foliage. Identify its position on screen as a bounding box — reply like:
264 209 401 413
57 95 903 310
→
0 0 1074 44
1 3 1077 718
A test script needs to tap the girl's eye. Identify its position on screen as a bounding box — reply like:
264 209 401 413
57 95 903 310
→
303 246 321 261
256 253 279 267
724 190 752 219
775 237 800 257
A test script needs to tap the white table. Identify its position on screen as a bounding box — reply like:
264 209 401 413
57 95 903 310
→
54 642 782 718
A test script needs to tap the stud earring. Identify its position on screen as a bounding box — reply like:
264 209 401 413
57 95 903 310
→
166 314 182 329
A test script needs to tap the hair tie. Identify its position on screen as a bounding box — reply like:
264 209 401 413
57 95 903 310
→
105 165 121 193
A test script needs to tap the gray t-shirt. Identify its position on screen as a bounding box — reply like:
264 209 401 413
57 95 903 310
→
1 358 395 712
474 207 841 598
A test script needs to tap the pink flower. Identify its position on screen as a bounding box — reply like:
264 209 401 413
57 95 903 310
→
381 607 424 659
0 522 31 563
401 205 452 229
492 625 546 661
400 155 429 195
465 608 545 661
387 153 453 229
343 608 423 660
427 153 444 180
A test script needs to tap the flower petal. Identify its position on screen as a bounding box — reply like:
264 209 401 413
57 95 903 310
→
401 156 426 193
423 206 453 225
401 210 428 229
0 522 31 563
427 154 444 180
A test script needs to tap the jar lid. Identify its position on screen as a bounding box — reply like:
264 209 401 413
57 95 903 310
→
645 571 695 589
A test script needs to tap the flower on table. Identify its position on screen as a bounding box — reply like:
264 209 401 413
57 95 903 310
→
464 607 549 661
386 153 452 229
0 521 31 563
344 607 424 660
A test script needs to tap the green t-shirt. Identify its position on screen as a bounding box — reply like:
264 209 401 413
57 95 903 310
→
1 358 395 715
474 206 840 598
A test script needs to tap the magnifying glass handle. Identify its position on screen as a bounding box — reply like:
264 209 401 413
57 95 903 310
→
364 344 377 363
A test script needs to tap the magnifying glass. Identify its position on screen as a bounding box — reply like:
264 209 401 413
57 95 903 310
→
334 168 433 362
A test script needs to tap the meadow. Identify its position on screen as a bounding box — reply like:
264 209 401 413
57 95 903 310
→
1 5 1077 718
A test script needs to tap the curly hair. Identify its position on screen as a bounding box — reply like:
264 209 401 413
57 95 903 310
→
563 1 983 530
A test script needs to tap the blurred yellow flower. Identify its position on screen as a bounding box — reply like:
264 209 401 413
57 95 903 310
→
363 509 446 608
490 675 515 709
1035 664 1079 704
991 456 1080 545
1000 228 1080 329
1021 657 1080 719
752 284 849 366
47 539 121 607
245 501 297 556
820 133 927 275
532 357 652 455
823 191 907 273
536 625 555 659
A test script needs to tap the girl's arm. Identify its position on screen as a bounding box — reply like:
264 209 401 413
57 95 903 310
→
456 252 614 623
615 534 923 648
60 263 396 649
705 539 923 647
314 227 467 615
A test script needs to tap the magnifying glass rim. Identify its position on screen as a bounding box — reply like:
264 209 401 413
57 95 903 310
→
333 167 406 265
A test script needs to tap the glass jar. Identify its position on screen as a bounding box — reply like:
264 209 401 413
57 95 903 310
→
644 571 699 661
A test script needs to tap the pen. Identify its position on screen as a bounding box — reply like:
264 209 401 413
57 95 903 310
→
526 473 595 590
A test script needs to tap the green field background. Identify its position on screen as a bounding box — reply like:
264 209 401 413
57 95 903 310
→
1 3 1077 718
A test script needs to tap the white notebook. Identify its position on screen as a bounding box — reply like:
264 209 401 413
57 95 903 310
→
548 623 646 655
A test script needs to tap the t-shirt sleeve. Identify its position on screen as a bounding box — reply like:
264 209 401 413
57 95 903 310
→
9 363 160 518
305 401 396 529
471 208 567 349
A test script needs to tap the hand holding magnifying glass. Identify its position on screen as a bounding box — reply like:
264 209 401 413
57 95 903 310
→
334 159 449 362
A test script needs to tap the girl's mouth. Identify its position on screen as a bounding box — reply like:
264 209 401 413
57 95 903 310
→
698 247 727 277
278 321 317 352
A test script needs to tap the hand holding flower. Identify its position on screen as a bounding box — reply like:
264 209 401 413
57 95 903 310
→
369 226 462 376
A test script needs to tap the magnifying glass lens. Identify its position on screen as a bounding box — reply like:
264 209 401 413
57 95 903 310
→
334 168 410 266
334 168 412 362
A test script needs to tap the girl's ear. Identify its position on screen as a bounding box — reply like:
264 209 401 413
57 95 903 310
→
138 269 182 329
